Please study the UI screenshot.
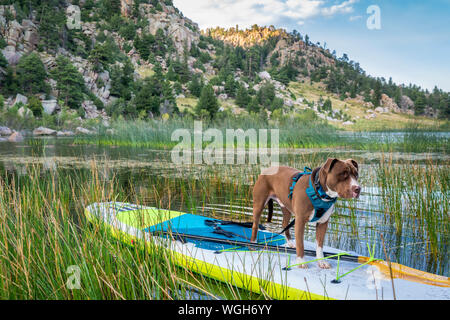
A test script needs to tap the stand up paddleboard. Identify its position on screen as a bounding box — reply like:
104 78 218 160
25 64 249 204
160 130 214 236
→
85 202 450 300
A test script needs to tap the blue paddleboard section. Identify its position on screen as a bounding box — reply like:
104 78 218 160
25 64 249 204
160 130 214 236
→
145 214 286 251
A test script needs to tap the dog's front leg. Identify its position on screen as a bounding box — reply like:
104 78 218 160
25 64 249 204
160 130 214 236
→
295 217 308 269
315 220 331 269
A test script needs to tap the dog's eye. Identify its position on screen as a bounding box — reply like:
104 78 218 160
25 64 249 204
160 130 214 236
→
341 171 349 178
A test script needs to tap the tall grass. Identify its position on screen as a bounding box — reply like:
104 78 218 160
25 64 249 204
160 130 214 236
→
75 117 349 149
74 117 449 153
0 164 254 299
374 155 449 275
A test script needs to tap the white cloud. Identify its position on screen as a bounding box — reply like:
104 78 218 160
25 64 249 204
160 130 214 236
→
173 0 359 29
321 0 357 17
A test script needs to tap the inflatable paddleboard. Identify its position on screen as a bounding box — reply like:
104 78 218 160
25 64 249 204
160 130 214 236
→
85 202 450 300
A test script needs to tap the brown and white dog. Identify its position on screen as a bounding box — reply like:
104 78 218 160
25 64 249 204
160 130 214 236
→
250 158 361 269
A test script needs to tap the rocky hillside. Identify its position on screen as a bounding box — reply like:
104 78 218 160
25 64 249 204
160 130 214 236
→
0 0 448 139
206 25 449 120
0 0 203 108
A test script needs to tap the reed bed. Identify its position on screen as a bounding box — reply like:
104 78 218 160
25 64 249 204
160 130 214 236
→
374 155 449 275
0 148 448 299
74 118 449 153
0 164 257 300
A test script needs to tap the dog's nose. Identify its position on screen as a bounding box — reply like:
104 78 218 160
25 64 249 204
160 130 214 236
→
353 186 361 195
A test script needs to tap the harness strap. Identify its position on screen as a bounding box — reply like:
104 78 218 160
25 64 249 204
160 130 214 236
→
306 170 337 222
288 167 312 199
286 166 337 225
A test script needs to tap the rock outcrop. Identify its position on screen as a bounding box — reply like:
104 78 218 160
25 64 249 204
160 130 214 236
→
380 93 400 113
82 100 108 120
0 6 39 65
13 93 28 107
138 2 199 53
76 127 95 135
42 100 61 115
398 95 415 115
0 126 12 136
33 127 57 136
121 0 134 17
8 131 24 142
206 25 284 48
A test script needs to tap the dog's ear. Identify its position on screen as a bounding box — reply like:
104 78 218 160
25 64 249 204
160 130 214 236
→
322 158 339 173
346 159 359 171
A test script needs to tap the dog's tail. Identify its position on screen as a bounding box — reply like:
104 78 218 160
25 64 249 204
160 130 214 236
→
267 199 273 222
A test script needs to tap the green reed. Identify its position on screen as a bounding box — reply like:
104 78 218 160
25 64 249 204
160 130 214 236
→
374 155 449 275
0 163 259 300
74 117 449 153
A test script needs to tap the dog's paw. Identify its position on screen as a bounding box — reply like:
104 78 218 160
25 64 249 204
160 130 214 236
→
317 260 331 269
287 240 295 248
296 257 308 269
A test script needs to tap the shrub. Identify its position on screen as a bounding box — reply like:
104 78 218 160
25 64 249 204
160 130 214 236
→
28 96 44 117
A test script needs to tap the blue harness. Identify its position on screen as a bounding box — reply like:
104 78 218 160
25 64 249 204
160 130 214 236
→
288 167 337 222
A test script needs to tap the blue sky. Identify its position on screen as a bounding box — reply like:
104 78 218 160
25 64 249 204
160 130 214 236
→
173 0 450 92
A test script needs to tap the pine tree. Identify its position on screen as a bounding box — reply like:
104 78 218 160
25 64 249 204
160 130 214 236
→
196 84 219 119
441 94 450 119
224 74 236 97
166 63 178 82
154 28 167 57
245 47 260 78
161 80 178 114
0 52 7 68
110 59 134 101
257 82 276 108
235 85 250 108
372 80 382 107
88 42 112 72
188 74 203 98
51 56 86 109
134 78 161 116
16 52 49 95
414 94 426 115
101 0 121 19
178 51 191 84
133 33 155 61
38 3 66 52
304 34 309 46
247 96 260 113
323 98 332 112
2 66 18 95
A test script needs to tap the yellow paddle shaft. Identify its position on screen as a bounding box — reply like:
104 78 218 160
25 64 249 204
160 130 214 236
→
358 256 450 288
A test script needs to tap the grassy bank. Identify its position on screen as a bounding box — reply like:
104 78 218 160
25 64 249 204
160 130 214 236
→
74 117 449 153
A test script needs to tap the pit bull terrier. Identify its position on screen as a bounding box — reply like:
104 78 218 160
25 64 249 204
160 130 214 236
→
251 158 361 269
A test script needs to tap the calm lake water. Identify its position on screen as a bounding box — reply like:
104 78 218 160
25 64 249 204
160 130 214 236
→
0 134 448 278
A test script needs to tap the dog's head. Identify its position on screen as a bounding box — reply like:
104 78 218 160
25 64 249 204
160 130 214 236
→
319 158 361 199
